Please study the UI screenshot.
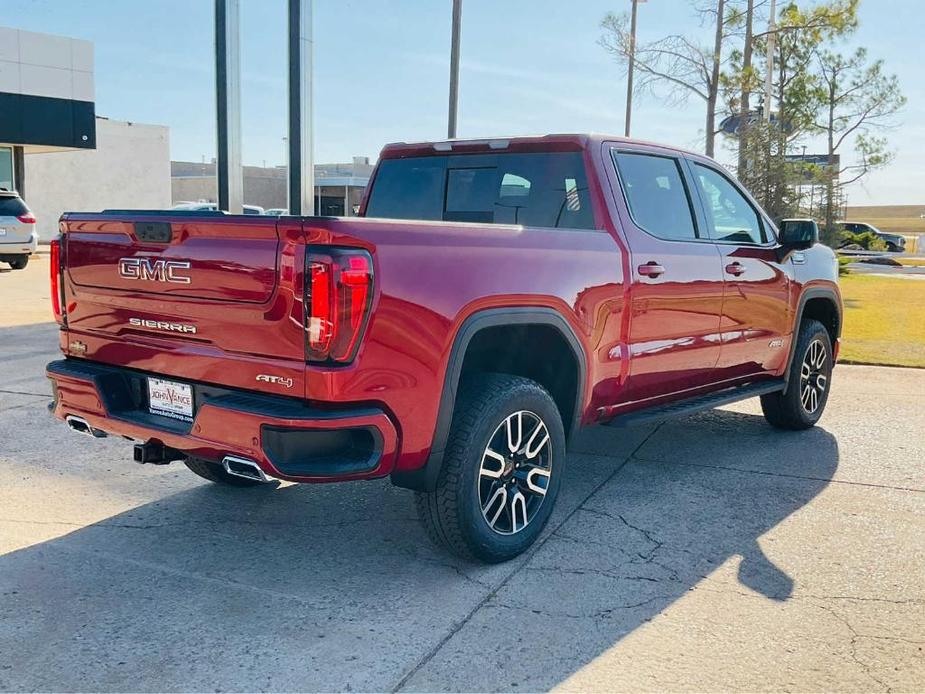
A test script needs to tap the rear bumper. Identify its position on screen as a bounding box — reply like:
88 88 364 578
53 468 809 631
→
0 232 37 256
46 358 399 483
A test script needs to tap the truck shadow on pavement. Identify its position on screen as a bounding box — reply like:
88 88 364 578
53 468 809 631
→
0 401 838 692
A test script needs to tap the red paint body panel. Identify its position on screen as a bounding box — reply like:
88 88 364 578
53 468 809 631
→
47 134 842 484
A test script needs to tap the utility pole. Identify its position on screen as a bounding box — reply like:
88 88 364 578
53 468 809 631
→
447 0 462 139
624 0 640 137
706 0 725 157
215 0 243 213
736 0 754 176
287 0 314 215
763 0 776 122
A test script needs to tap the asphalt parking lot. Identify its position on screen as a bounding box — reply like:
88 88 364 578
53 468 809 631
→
1 257 923 692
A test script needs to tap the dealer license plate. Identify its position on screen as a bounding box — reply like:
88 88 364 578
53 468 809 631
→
147 377 194 421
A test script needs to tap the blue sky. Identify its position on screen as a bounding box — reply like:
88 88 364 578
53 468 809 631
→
5 0 923 205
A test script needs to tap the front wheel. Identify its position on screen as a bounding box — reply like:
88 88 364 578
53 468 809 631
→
415 374 565 563
761 319 833 430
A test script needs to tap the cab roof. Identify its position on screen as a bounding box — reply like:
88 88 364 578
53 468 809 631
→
379 133 705 160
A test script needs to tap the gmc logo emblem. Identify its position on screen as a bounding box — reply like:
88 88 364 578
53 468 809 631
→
119 258 191 284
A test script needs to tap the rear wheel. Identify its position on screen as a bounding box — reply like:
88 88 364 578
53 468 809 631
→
8 256 28 270
183 457 266 487
415 373 565 563
761 319 833 430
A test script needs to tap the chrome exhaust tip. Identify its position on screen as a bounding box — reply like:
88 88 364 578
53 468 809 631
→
65 415 107 438
222 455 271 483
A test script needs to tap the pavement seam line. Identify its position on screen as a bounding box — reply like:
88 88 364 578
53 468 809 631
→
44 542 341 608
0 400 50 413
632 456 925 494
389 423 665 693
0 388 48 398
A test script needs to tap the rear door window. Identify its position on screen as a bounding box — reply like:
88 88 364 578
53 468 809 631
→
365 151 596 229
0 195 28 217
612 152 698 241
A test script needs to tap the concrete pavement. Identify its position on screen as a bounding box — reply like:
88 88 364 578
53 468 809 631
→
1 260 923 691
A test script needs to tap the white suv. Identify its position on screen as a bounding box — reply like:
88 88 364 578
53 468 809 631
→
0 191 37 270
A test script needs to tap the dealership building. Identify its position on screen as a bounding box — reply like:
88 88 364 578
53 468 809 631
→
0 26 96 194
0 26 168 239
2 24 373 238
171 157 374 216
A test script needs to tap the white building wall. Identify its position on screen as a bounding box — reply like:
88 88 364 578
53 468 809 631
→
25 118 171 240
0 26 94 105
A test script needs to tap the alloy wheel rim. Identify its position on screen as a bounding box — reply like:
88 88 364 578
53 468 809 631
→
800 338 828 414
478 410 553 535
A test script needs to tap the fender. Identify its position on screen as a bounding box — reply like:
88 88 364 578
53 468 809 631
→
783 285 842 392
391 307 587 491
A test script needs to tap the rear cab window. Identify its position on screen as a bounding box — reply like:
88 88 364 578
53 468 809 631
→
365 151 596 230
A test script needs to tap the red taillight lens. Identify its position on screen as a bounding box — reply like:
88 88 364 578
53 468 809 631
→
18 212 36 224
50 237 63 322
307 261 333 353
306 248 373 363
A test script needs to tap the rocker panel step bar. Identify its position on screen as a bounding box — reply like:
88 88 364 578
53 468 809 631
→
605 380 786 428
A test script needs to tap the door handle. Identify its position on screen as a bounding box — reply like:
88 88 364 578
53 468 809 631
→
725 262 746 276
638 261 665 278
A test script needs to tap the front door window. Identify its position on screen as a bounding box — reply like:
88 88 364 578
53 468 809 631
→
691 163 767 244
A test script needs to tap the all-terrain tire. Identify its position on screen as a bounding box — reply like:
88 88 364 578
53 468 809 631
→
761 318 833 430
183 457 266 487
415 373 566 563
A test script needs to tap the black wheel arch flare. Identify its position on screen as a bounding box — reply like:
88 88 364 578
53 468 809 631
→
391 307 587 492
783 287 842 392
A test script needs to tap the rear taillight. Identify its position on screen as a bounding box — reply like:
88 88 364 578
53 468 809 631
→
17 212 36 224
50 237 64 323
305 248 373 363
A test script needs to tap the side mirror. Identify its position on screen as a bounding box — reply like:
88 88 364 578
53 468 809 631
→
778 219 818 250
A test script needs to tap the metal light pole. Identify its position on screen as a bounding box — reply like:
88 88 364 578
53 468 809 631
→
215 0 243 213
447 0 463 139
288 0 314 215
624 0 641 137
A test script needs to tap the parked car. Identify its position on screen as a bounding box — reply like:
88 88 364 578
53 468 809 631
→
170 201 265 215
264 208 288 216
0 190 37 270
836 221 906 252
46 134 842 563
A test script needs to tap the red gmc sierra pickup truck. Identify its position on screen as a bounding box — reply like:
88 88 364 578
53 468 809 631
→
46 134 841 562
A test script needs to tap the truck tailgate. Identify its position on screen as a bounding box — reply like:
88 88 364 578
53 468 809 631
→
66 216 278 302
59 213 307 396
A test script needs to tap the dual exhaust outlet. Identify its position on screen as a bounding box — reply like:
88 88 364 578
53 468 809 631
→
221 455 272 483
65 415 270 482
65 415 107 439
132 444 270 482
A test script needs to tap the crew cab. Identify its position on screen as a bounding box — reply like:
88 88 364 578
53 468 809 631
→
46 135 842 562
